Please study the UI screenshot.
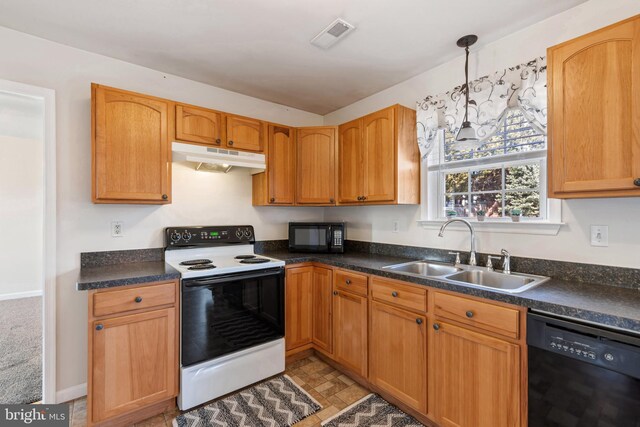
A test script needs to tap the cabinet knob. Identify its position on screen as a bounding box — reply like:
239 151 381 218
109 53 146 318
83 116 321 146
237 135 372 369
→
433 323 440 331
391 291 398 298
357 196 363 201
329 198 335 204
269 198 275 203
134 296 142 303
96 324 104 331
228 140 234 146
416 318 423 325
162 194 168 200
634 178 640 187
362 196 367 201
215 138 221 145
333 291 338 296
345 279 351 285
466 310 474 318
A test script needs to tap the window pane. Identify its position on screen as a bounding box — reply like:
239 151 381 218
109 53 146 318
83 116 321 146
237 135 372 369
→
506 164 540 190
471 168 502 192
445 172 468 193
471 193 502 217
505 191 540 217
445 194 469 217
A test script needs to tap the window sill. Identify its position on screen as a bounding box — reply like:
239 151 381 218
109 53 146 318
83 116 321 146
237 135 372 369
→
417 219 564 236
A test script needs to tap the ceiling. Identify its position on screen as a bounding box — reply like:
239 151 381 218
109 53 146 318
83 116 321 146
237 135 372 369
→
0 0 585 115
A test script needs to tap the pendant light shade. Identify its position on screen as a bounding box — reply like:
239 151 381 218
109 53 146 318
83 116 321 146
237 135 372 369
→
453 34 479 150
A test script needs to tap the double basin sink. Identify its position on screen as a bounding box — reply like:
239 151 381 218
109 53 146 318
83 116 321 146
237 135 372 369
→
383 260 549 293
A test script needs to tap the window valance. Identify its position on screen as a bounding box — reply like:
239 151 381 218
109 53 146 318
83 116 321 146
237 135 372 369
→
416 57 547 158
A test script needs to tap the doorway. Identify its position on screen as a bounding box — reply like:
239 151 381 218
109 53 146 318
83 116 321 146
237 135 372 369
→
0 80 56 404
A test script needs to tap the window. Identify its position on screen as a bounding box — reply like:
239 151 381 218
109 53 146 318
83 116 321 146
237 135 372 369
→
427 109 548 221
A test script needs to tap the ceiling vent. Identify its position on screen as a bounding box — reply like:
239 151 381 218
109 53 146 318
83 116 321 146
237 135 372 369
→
311 18 356 49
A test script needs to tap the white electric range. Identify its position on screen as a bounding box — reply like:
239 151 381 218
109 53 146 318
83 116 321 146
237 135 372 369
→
165 225 285 410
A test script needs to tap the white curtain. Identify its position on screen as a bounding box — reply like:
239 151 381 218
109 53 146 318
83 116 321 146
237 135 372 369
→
416 57 547 158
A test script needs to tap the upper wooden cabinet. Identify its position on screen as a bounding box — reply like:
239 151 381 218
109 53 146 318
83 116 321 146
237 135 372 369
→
253 125 296 206
548 15 640 198
296 127 337 205
175 104 222 146
92 84 171 204
337 105 420 205
225 114 264 152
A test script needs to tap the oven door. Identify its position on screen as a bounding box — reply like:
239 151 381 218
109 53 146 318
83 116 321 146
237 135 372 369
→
181 267 285 367
288 223 331 252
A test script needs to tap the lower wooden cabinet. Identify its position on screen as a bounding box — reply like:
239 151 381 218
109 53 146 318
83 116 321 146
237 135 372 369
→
333 289 368 378
369 301 427 414
312 266 333 354
88 281 179 426
285 266 314 351
432 321 521 427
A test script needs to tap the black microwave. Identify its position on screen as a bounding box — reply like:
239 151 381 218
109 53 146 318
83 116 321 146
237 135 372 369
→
288 222 345 253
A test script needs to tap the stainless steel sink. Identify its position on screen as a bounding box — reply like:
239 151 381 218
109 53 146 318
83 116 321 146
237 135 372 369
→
444 269 548 293
382 260 549 293
382 260 461 276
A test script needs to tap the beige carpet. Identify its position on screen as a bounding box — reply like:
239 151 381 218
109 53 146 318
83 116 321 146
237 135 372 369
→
0 296 42 404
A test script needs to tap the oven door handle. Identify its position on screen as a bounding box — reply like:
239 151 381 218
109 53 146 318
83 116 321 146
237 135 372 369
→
183 267 283 287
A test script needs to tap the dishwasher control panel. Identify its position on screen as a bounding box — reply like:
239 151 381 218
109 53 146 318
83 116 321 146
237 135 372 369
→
548 335 598 360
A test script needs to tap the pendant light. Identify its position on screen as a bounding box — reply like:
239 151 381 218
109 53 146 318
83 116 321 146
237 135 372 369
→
454 34 479 150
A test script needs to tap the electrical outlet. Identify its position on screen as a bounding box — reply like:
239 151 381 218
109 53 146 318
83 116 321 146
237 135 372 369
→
111 221 124 237
590 225 608 247
392 220 400 233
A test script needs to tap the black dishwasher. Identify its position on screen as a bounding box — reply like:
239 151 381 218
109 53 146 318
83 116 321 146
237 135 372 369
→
528 312 640 426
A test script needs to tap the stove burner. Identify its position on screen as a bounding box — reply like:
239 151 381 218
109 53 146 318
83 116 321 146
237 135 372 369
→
234 255 257 260
239 258 270 264
180 259 213 266
188 264 217 270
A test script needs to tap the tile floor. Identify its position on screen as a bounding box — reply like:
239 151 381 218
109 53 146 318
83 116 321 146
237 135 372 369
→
66 355 370 427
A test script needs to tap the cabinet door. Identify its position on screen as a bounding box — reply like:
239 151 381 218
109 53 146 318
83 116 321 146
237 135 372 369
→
268 125 296 205
433 322 521 427
91 308 176 423
333 290 367 377
338 119 364 203
225 114 263 152
312 267 333 354
363 107 396 202
369 301 427 414
93 85 170 203
548 16 640 197
285 267 313 351
296 127 337 205
175 104 222 146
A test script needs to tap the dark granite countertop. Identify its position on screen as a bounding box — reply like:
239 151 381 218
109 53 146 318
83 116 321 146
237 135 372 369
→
259 250 640 333
76 261 180 291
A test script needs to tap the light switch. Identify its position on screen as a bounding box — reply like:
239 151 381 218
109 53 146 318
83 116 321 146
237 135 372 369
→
590 225 608 247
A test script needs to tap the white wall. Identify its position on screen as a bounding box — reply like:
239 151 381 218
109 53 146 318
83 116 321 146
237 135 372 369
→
0 136 44 297
324 0 640 269
0 26 325 393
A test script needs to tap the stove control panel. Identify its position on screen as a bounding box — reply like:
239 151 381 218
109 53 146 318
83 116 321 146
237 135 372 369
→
165 225 255 248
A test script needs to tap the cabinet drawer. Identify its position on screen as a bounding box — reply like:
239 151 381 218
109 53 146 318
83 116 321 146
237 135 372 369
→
93 282 176 317
433 292 519 339
334 270 368 296
371 278 427 313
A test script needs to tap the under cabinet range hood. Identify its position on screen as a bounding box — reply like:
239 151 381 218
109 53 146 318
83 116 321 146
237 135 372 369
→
172 142 266 173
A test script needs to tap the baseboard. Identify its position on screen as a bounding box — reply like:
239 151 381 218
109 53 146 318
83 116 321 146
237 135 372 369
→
56 383 86 404
0 290 43 301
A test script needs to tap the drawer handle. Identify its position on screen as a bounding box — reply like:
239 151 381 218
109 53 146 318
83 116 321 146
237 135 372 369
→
433 323 440 331
135 296 143 303
333 291 338 296
466 310 474 318
416 318 423 325
345 279 351 285
96 324 104 331
634 178 640 187
391 291 398 298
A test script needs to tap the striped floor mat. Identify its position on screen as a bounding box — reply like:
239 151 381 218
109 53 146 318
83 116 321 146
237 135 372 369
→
321 394 424 427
